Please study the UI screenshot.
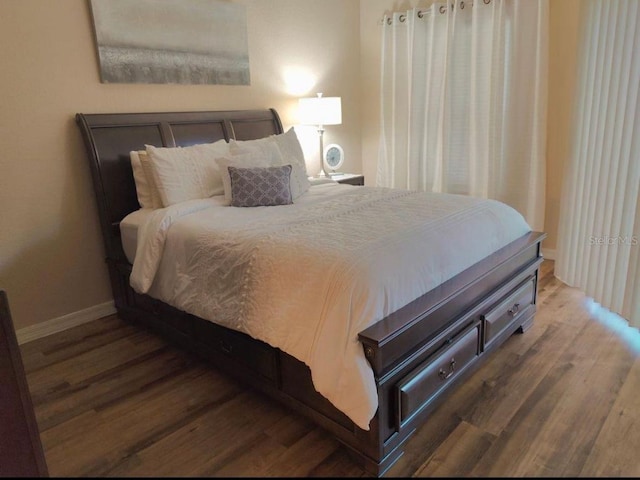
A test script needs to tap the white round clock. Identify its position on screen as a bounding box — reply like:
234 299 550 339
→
324 144 344 173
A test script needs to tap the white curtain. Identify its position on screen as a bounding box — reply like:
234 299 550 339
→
556 0 640 328
377 0 548 232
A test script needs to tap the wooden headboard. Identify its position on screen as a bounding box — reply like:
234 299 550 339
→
76 109 284 263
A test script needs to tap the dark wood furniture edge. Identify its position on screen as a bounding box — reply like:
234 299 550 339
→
75 109 546 477
0 291 49 477
359 231 546 375
335 174 365 186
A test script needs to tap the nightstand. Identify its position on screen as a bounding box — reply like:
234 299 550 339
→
331 173 364 186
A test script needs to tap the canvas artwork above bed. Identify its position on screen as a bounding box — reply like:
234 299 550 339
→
76 109 545 476
89 0 250 85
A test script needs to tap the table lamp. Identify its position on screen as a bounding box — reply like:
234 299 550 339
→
298 93 342 177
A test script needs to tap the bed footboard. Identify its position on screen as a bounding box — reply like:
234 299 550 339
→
357 231 544 474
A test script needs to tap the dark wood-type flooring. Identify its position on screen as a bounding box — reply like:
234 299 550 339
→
20 260 640 477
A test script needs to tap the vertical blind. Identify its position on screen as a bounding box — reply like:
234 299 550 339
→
555 0 640 328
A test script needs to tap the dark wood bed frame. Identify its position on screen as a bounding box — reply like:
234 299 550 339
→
76 108 545 476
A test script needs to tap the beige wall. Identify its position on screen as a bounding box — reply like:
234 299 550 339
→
545 0 581 251
0 0 361 330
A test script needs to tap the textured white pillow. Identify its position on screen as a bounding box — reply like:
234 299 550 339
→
216 143 285 205
229 128 309 199
130 150 151 208
145 139 230 207
270 127 311 196
138 152 163 209
130 150 162 209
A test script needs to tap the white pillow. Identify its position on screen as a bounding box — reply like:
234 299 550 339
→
270 127 311 196
228 138 283 165
145 139 230 207
130 150 151 208
216 143 285 205
138 152 164 209
229 128 310 199
130 150 162 209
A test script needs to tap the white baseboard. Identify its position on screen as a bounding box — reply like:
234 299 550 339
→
16 301 116 345
542 248 556 261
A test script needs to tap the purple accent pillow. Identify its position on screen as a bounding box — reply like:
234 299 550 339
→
228 165 293 207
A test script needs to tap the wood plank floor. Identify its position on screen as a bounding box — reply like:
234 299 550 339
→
20 260 640 477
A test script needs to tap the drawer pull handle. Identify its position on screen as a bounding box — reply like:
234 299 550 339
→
220 340 233 354
438 358 456 380
508 303 520 316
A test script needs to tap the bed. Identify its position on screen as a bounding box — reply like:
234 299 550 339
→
76 108 545 476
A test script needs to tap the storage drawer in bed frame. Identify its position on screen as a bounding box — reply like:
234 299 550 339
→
379 272 537 442
192 318 279 382
396 324 480 427
357 239 542 465
482 276 536 348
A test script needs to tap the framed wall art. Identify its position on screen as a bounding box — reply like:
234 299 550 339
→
89 0 250 85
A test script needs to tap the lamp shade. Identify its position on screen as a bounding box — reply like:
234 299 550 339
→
298 94 342 126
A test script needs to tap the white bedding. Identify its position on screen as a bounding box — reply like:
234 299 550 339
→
126 183 531 430
120 208 155 264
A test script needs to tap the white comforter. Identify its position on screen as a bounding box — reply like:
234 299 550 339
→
129 183 531 430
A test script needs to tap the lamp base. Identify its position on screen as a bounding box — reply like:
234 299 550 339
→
316 127 330 179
